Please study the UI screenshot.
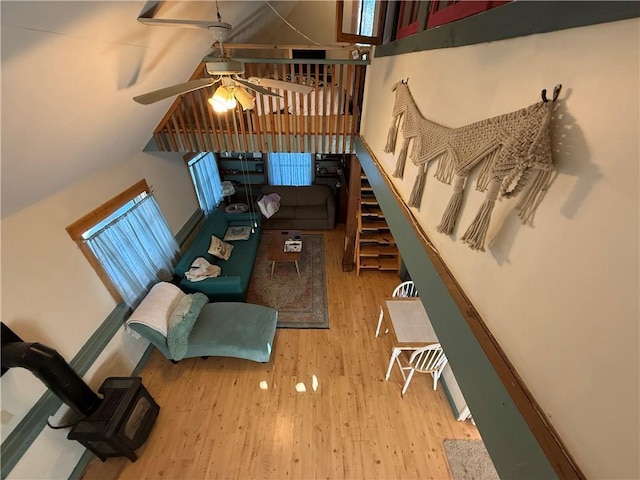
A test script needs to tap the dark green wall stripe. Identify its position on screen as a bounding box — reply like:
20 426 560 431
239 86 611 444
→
441 378 462 420
1 304 131 479
375 1 640 57
176 209 204 246
355 137 557 479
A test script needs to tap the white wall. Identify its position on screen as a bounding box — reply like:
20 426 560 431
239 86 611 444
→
361 19 639 479
0 150 197 478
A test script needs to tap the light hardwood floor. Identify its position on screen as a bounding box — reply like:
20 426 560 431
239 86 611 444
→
81 225 479 480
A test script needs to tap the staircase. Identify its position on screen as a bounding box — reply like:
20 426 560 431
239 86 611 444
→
355 171 400 275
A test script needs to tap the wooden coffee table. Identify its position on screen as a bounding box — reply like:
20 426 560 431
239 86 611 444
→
268 230 302 278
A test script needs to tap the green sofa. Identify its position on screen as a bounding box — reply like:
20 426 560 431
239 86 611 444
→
174 208 261 302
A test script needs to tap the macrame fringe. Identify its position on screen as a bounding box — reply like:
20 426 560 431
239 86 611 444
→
408 165 428 207
461 180 501 251
434 152 455 184
516 169 554 224
476 149 499 191
383 117 400 153
393 138 410 178
437 175 466 234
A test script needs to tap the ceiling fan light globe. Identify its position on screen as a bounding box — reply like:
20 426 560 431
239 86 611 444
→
210 86 231 112
235 86 256 110
225 96 237 109
213 103 228 113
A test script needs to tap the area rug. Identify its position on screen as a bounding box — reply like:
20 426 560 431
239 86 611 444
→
443 439 499 480
247 233 328 329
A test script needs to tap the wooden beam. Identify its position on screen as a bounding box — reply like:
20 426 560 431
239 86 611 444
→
342 154 361 271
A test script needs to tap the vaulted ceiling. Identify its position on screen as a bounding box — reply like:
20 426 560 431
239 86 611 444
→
1 1 337 218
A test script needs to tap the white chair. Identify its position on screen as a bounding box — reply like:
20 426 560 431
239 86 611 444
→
400 344 448 395
375 280 419 337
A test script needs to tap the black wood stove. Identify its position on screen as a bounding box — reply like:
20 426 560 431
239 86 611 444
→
67 376 159 461
1 323 159 462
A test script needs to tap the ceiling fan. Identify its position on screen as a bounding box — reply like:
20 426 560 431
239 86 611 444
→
133 13 314 111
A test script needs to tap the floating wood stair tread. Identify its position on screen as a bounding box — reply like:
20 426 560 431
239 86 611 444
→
378 257 400 270
360 205 383 217
359 245 399 256
360 196 378 205
356 168 400 276
359 232 396 244
361 220 390 230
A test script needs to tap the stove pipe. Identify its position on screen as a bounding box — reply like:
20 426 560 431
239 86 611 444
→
1 341 101 417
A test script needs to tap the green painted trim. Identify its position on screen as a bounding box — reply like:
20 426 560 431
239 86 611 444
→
176 209 204 247
67 345 155 480
1 304 130 479
440 378 461 420
375 1 640 57
69 303 131 375
355 137 558 479
142 136 159 152
67 450 93 480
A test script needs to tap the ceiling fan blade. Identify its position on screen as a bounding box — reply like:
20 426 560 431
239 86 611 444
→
133 78 216 105
247 77 314 95
232 76 282 98
137 18 217 29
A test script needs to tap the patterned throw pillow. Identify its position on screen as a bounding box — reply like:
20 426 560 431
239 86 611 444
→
223 226 251 241
167 292 209 360
208 235 234 260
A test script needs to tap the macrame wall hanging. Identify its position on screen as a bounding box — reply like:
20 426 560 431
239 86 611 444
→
384 81 559 251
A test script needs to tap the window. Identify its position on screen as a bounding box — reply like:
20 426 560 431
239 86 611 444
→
267 153 313 186
426 1 510 29
396 1 430 40
381 0 510 41
186 152 223 215
67 180 179 307
336 0 387 45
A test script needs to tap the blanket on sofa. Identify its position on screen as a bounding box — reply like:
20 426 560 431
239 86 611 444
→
185 257 221 282
174 208 262 302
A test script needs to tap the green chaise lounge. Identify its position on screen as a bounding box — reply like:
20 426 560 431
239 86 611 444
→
127 282 277 363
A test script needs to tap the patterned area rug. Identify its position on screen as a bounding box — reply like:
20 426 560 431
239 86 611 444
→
443 439 499 480
247 233 328 329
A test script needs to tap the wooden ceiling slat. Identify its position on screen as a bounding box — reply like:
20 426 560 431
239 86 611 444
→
187 91 205 151
167 118 179 151
281 63 291 153
314 66 320 154
328 64 335 154
351 65 363 152
196 88 213 152
236 102 248 152
175 105 193 151
342 64 354 153
247 64 263 153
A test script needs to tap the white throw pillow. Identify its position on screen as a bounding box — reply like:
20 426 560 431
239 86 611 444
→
257 196 270 218
265 198 280 217
258 193 281 219
208 235 234 260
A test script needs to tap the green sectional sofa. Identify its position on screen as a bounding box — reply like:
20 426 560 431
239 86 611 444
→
174 208 261 302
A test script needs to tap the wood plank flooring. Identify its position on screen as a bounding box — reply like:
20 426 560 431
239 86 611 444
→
81 225 479 480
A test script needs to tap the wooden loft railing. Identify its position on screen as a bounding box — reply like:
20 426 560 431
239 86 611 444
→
151 58 368 154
